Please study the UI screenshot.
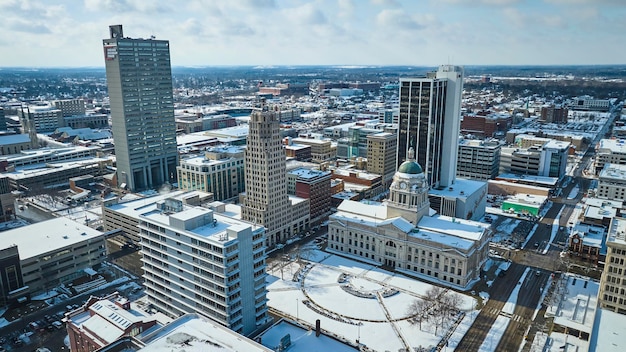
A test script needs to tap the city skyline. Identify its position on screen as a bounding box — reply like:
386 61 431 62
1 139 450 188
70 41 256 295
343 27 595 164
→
0 0 624 68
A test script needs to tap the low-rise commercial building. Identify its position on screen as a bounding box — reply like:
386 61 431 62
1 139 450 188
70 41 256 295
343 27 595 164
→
0 217 105 297
66 292 159 351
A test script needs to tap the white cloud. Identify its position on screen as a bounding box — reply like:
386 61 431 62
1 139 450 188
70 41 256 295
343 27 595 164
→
84 0 171 13
283 3 328 25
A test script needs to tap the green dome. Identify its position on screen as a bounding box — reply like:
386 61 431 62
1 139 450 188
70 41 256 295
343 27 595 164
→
398 160 423 174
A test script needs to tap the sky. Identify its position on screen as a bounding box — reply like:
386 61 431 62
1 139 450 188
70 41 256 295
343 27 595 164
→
0 0 625 67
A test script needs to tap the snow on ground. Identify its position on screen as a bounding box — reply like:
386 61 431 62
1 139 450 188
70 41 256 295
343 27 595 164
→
567 185 580 199
494 260 511 277
502 268 530 314
0 317 9 328
479 292 490 304
267 252 478 352
541 206 564 254
478 315 510 352
447 311 480 351
492 218 521 242
483 258 495 271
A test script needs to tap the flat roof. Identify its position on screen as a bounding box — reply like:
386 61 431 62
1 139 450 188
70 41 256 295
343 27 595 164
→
202 125 249 138
0 134 30 145
428 178 486 198
590 308 626 352
5 157 112 180
607 217 626 246
571 223 606 249
599 163 626 180
419 215 489 242
259 320 357 352
505 193 548 206
140 206 257 244
0 217 103 260
544 139 570 150
584 197 623 209
288 167 330 180
140 314 271 352
584 204 617 221
547 274 598 334
106 190 191 218
598 138 626 154
497 173 559 186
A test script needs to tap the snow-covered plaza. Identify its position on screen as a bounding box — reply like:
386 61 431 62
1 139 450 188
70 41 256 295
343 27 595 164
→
266 249 478 351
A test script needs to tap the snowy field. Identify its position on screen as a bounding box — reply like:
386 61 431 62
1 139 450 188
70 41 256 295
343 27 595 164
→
266 251 478 352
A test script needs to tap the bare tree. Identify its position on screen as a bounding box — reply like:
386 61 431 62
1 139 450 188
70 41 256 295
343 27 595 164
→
407 286 462 334
406 299 429 331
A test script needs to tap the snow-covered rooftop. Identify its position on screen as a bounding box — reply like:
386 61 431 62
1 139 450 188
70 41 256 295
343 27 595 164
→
590 308 626 352
546 274 599 334
597 138 626 154
139 314 271 352
599 163 626 181
0 217 103 260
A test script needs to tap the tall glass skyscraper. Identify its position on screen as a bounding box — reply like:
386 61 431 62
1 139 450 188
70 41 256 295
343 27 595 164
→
397 65 464 189
103 25 178 191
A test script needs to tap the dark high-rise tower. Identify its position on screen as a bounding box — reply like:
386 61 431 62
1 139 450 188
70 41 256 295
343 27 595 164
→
241 109 292 246
103 25 178 191
397 65 464 189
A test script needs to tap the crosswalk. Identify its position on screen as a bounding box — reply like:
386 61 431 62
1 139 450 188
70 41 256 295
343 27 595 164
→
484 307 528 323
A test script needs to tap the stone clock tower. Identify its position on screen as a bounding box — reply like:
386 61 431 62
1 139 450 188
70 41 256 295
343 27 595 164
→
387 148 430 225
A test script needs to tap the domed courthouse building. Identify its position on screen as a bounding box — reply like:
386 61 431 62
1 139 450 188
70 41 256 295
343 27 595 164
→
327 149 490 290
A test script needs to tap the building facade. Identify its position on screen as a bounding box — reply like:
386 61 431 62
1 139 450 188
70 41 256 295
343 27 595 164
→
398 65 464 189
0 217 106 296
242 109 293 246
177 146 245 201
291 137 335 163
598 163 626 201
53 99 86 117
139 199 268 336
287 168 331 224
366 132 397 187
599 216 626 315
595 139 626 174
328 153 489 290
66 292 158 351
17 105 64 132
103 25 178 191
457 138 501 181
